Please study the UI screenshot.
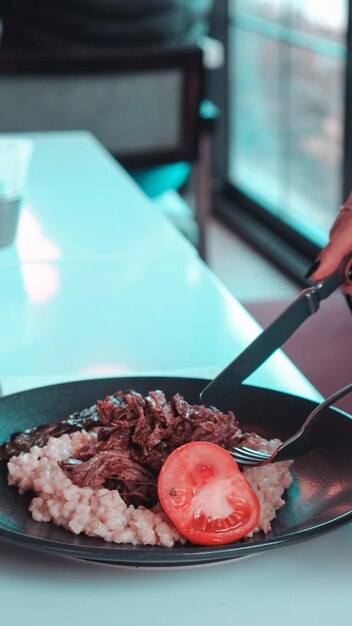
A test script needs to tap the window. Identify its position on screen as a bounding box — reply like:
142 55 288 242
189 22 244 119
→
215 1 349 275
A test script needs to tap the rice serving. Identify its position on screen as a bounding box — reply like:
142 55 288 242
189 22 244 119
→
7 429 292 547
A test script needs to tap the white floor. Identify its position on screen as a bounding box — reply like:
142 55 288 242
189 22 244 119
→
207 217 300 303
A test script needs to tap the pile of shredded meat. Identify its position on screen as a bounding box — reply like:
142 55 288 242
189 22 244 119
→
0 389 243 508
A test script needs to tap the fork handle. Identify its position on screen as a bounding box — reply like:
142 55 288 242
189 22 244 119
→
302 382 352 436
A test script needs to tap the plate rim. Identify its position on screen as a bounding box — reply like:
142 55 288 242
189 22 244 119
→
1 376 352 567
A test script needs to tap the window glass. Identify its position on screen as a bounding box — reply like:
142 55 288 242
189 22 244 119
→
228 0 348 244
287 47 345 236
229 29 284 213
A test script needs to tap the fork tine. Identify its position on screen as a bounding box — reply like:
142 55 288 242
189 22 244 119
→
232 447 269 460
240 446 270 458
231 449 263 462
230 448 254 461
231 454 261 466
231 446 270 466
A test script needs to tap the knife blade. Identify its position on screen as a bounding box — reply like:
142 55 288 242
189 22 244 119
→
200 254 352 405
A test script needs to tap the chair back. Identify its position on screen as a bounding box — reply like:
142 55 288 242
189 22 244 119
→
0 46 204 168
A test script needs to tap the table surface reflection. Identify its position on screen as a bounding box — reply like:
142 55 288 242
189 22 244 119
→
0 131 195 265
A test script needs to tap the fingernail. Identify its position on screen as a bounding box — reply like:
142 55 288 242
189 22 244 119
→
305 259 320 280
345 295 352 313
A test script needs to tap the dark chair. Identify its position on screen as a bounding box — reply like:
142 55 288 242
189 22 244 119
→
0 45 218 259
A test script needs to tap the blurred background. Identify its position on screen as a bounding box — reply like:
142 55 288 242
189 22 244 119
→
0 0 351 400
1 0 350 279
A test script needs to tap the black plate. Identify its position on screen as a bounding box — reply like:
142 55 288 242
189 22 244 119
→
0 376 352 567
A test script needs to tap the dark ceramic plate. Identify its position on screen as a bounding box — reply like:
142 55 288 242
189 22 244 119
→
0 376 352 568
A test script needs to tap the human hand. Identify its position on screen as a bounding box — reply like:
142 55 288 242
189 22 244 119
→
306 192 352 297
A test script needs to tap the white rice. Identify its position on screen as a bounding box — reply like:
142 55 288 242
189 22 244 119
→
241 434 293 535
7 430 292 546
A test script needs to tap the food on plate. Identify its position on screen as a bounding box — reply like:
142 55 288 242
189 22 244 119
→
1 390 241 507
158 441 260 545
0 402 101 463
1 389 293 547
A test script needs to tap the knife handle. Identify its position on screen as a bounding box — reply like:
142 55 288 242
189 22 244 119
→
345 295 352 314
311 252 352 303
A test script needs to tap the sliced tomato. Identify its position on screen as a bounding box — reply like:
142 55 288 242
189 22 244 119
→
157 441 260 546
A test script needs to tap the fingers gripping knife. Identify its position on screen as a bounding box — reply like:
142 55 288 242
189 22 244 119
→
200 255 352 405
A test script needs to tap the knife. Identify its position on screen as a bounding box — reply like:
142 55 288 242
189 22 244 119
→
200 254 352 405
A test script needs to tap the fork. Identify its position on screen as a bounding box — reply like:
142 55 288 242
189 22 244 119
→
231 382 352 467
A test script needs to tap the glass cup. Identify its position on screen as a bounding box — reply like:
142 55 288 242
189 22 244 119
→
0 137 33 248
